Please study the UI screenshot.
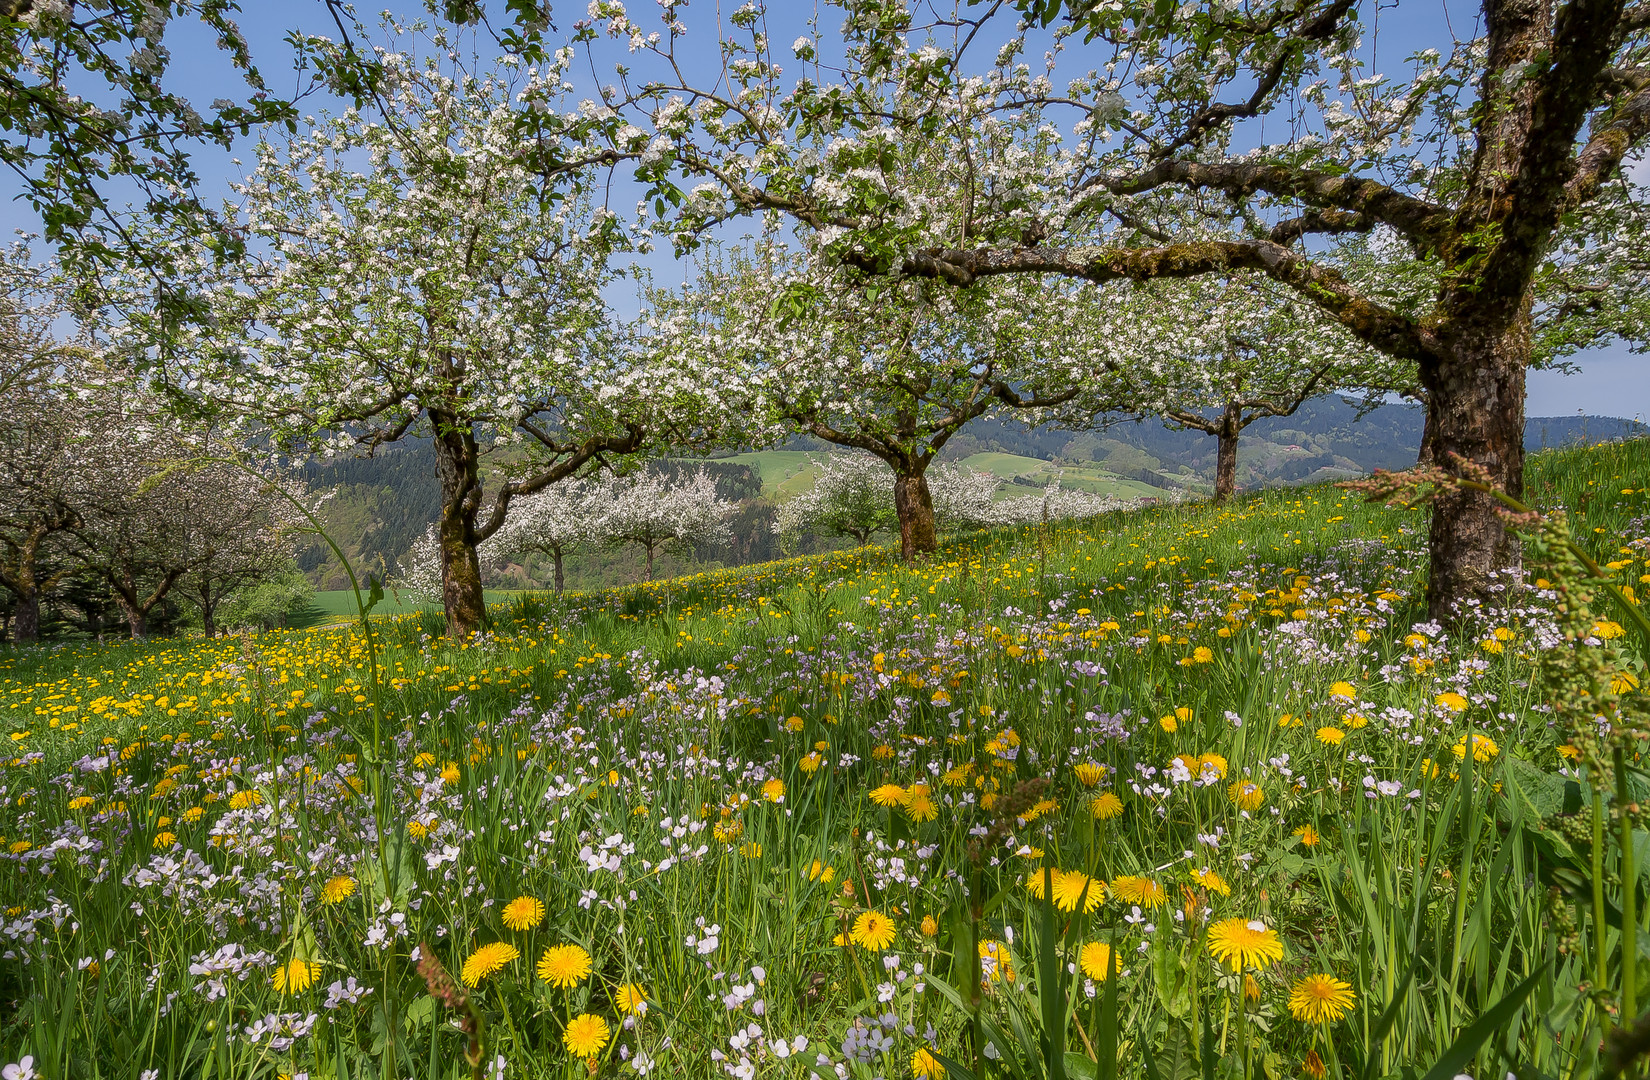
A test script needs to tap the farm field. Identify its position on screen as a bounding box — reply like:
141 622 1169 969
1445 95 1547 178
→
952 454 1178 502
1 440 1647 1080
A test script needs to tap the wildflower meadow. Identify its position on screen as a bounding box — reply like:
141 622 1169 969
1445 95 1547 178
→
0 439 1646 1080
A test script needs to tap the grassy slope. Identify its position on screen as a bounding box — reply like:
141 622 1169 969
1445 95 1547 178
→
1 440 1647 1078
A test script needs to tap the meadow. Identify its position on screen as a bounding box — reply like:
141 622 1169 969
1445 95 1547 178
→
1 441 1647 1080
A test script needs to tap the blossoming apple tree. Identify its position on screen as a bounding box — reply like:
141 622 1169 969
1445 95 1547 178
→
203 31 669 637
650 242 1125 561
591 0 1650 618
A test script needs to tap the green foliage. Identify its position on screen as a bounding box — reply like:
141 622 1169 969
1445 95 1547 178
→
0 441 1647 1078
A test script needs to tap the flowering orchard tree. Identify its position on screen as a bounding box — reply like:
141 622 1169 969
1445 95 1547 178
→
599 468 734 582
927 463 1008 531
0 253 109 642
202 29 669 637
1099 276 1408 502
773 454 896 548
774 454 1005 546
483 479 604 596
996 479 1139 528
165 460 310 638
650 243 1121 562
593 0 1650 618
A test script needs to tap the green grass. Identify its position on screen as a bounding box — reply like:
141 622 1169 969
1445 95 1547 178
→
1 440 1647 1080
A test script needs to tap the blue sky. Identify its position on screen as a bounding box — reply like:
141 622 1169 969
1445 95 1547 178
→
10 0 1642 422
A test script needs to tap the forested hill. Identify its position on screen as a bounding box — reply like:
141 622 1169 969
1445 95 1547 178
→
293 403 1647 590
937 398 1648 483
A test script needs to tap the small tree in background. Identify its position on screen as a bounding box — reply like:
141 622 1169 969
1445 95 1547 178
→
773 454 897 549
483 480 604 596
997 480 1135 527
1098 277 1402 502
601 469 734 582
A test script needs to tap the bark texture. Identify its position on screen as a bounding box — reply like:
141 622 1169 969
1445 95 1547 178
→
1421 317 1529 615
893 471 938 562
432 416 488 639
1213 401 1242 504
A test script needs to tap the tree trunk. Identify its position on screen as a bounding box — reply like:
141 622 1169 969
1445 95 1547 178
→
893 469 938 562
116 593 148 638
1213 403 1242 504
552 549 565 596
644 542 656 582
1416 399 1439 466
431 415 487 638
1424 318 1528 620
202 602 217 639
13 592 39 644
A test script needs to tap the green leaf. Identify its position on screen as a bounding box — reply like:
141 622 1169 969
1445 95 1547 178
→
1155 1023 1200 1080
1419 964 1548 1080
1500 756 1570 821
1066 1052 1100 1080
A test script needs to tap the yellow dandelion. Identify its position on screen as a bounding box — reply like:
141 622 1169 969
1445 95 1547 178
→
152 831 177 848
869 783 908 807
1612 671 1640 694
851 910 897 951
1090 792 1124 820
1228 780 1265 812
1451 733 1499 762
1111 875 1167 908
1207 917 1284 971
563 1013 610 1058
1329 681 1357 701
1192 867 1231 896
1052 870 1105 913
272 958 320 994
1434 691 1469 713
903 784 938 822
537 943 593 988
1192 646 1214 663
1294 824 1321 847
1079 941 1119 980
912 1046 946 1078
440 762 460 785
1074 762 1106 787
501 895 546 932
1315 727 1345 746
461 942 520 987
1303 1049 1327 1079
1288 973 1356 1023
1594 620 1625 640
806 859 836 883
978 939 1015 984
615 983 649 1015
321 875 356 905
761 777 786 802
921 915 939 937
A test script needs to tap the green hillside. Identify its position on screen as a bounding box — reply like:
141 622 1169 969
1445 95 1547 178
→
4 439 1647 1078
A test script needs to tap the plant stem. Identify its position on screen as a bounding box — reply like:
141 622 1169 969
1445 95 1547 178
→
1597 784 1612 1034
1619 744 1637 1024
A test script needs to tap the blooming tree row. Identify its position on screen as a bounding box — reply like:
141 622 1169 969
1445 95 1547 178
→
399 467 735 598
774 452 1139 548
584 0 1650 618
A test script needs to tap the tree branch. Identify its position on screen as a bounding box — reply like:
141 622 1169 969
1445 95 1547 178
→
1566 82 1650 208
475 423 645 541
863 239 1438 363
1155 0 1359 158
1088 160 1450 245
